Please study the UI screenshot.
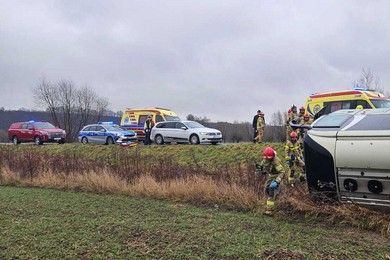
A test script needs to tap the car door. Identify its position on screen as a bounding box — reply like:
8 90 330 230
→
162 122 176 142
26 123 35 141
18 123 28 141
174 122 189 142
86 126 98 143
95 125 107 144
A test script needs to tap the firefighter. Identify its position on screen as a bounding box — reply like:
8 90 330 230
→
297 112 312 148
298 106 305 120
143 115 155 145
254 111 265 143
257 147 285 216
285 131 305 186
286 105 298 141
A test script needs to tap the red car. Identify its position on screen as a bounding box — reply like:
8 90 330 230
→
8 121 66 145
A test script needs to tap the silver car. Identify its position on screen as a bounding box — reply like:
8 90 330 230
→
304 108 390 208
151 120 222 145
78 123 137 145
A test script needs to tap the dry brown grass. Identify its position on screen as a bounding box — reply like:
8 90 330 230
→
1 165 389 237
0 145 389 238
0 166 259 211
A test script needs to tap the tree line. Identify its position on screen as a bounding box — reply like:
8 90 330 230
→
1 68 387 143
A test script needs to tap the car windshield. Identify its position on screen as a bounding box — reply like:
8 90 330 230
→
312 114 353 128
185 121 206 128
34 122 55 129
370 99 390 108
165 115 180 121
105 125 122 131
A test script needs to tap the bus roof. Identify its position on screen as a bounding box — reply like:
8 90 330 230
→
309 89 387 99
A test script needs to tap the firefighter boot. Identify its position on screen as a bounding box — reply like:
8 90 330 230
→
264 198 275 216
288 170 295 187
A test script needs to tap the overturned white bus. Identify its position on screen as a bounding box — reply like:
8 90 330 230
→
304 108 390 208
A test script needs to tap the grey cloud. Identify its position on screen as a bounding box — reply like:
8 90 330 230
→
1 0 390 122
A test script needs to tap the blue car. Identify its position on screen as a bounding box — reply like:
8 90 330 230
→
78 122 137 145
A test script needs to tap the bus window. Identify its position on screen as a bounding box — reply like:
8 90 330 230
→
370 99 390 108
138 115 147 125
156 115 164 122
330 102 342 112
356 100 370 109
342 101 353 109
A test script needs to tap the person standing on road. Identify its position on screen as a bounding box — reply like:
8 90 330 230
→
252 110 262 143
257 147 285 216
143 115 155 145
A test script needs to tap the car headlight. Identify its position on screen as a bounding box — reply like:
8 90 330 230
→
199 132 209 135
41 131 49 135
116 133 124 137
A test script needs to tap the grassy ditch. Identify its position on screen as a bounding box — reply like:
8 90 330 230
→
0 143 389 239
0 186 389 259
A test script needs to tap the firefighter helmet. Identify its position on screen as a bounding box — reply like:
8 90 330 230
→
304 112 309 118
263 147 275 159
299 106 305 111
290 131 298 138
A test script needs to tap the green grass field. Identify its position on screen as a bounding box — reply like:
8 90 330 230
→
0 186 389 259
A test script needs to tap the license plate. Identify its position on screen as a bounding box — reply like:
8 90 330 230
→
54 138 61 140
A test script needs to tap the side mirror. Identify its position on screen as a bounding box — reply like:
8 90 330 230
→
181 126 187 130
100 129 106 132
28 126 35 130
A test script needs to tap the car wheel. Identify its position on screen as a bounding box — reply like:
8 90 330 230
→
211 142 218 145
106 136 115 145
155 135 164 145
81 137 88 144
190 134 200 145
12 136 20 145
34 136 42 145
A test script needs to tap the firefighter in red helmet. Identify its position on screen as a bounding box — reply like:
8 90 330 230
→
298 106 305 119
257 147 285 216
285 131 305 186
297 112 312 148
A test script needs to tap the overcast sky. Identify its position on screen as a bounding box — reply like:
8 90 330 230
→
1 0 390 122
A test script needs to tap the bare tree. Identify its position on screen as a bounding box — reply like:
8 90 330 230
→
34 77 110 142
353 68 389 96
353 68 380 90
265 110 285 142
95 97 110 122
57 79 77 140
34 77 61 127
75 86 98 131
